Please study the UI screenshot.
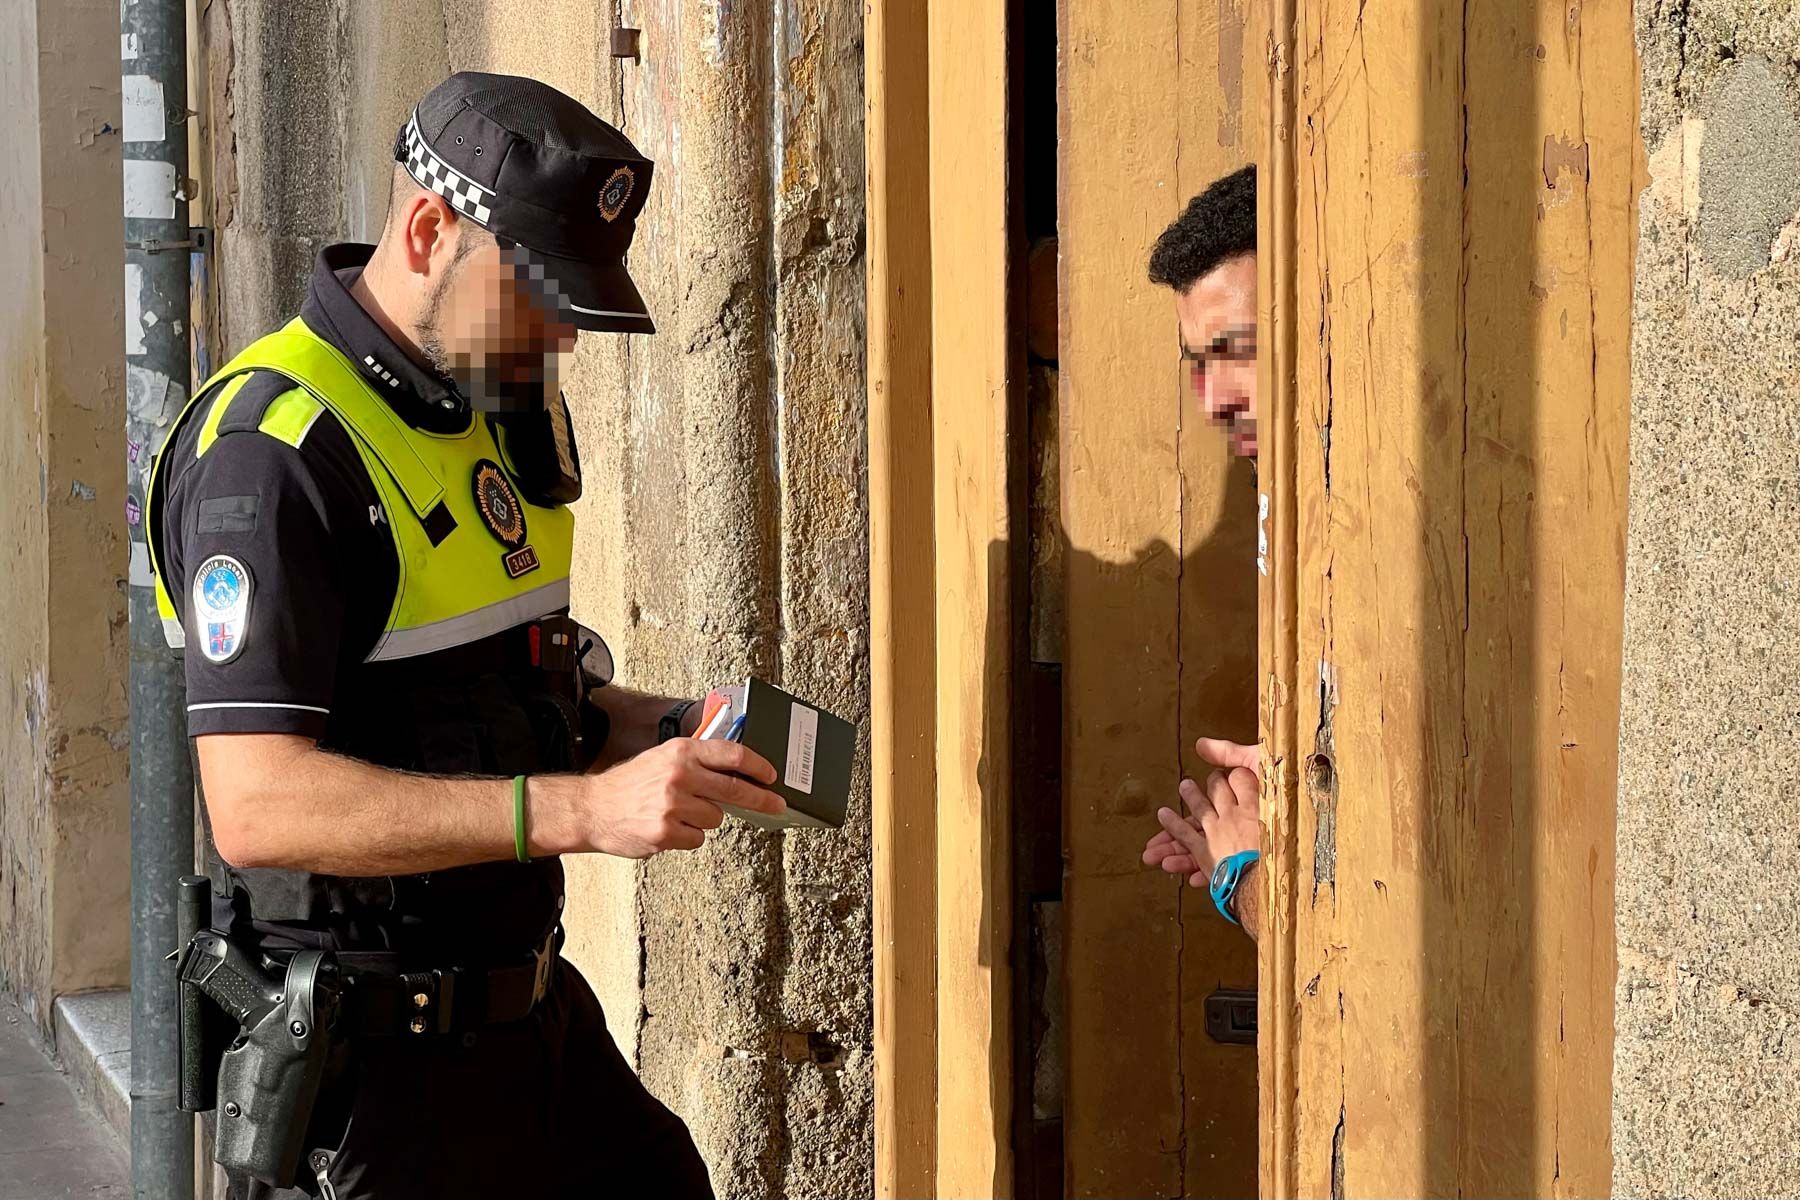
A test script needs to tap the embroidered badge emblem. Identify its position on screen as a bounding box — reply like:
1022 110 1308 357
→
192 555 252 664
473 459 540 578
472 460 527 549
598 165 635 222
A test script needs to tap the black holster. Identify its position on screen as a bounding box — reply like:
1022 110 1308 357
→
177 903 343 1190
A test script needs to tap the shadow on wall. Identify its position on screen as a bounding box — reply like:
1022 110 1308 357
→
1416 6 1543 1193
1059 460 1260 1196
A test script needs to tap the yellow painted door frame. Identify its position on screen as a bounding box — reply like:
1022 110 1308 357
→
1257 0 1636 1194
869 0 1017 1192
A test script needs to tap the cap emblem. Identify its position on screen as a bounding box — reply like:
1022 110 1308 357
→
599 166 636 222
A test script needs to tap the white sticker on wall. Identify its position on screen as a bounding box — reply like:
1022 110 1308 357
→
128 541 154 588
124 264 146 355
121 33 140 60
123 159 177 220
122 75 165 143
785 702 818 796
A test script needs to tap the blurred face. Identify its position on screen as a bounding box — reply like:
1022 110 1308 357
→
1174 253 1258 458
418 237 581 412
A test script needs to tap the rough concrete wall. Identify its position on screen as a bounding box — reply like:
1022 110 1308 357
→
0 0 54 1029
1617 5 1800 1196
40 0 134 1005
207 3 871 1195
0 0 132 1036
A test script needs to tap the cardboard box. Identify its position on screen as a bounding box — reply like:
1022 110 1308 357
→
705 677 855 830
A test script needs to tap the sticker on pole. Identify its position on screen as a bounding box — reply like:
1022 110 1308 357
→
122 75 166 143
193 555 253 664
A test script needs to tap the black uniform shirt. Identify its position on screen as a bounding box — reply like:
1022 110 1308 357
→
159 243 472 740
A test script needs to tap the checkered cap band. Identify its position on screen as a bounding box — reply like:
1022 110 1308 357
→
401 112 494 226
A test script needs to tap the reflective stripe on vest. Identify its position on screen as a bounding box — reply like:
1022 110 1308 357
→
146 317 575 661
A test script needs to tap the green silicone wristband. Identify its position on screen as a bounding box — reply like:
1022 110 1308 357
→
513 775 529 863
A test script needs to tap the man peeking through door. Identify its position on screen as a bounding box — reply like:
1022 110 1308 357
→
1138 165 1267 941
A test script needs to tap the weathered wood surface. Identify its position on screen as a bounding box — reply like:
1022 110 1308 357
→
1259 0 1635 1194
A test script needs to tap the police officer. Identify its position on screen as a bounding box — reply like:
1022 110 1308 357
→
147 72 786 1199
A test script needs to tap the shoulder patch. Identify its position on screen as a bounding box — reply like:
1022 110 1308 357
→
192 555 253 664
198 371 336 454
213 371 301 439
258 390 326 449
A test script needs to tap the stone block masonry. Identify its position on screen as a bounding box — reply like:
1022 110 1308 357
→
1617 3 1800 1195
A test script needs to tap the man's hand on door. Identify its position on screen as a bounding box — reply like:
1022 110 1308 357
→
1141 736 1263 885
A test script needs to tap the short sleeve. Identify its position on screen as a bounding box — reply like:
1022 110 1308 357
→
165 425 348 738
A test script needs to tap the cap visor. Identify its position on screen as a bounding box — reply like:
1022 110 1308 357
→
506 242 656 335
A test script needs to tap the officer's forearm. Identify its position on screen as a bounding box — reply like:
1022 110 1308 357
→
586 685 690 769
198 732 585 876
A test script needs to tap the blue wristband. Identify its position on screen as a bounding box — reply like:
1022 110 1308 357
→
1209 850 1261 925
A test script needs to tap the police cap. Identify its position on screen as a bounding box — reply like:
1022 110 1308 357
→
395 71 656 334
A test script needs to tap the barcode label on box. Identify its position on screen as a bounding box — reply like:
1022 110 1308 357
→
785 702 818 795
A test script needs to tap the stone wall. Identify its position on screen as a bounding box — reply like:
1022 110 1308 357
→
200 2 871 1193
1616 4 1800 1194
0 0 133 1038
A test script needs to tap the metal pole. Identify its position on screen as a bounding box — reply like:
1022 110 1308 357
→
123 1 197 1196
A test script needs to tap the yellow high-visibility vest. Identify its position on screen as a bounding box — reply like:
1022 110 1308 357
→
147 317 574 663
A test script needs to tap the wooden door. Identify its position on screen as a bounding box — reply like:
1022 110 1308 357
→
1059 2 1264 1197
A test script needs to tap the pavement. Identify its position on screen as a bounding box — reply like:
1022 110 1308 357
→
0 997 128 1199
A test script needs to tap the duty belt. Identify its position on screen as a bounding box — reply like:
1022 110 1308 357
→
331 925 561 1037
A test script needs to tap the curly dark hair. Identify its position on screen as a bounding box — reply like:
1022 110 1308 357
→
1147 165 1257 290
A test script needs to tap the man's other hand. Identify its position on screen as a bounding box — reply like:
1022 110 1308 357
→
1141 736 1262 886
